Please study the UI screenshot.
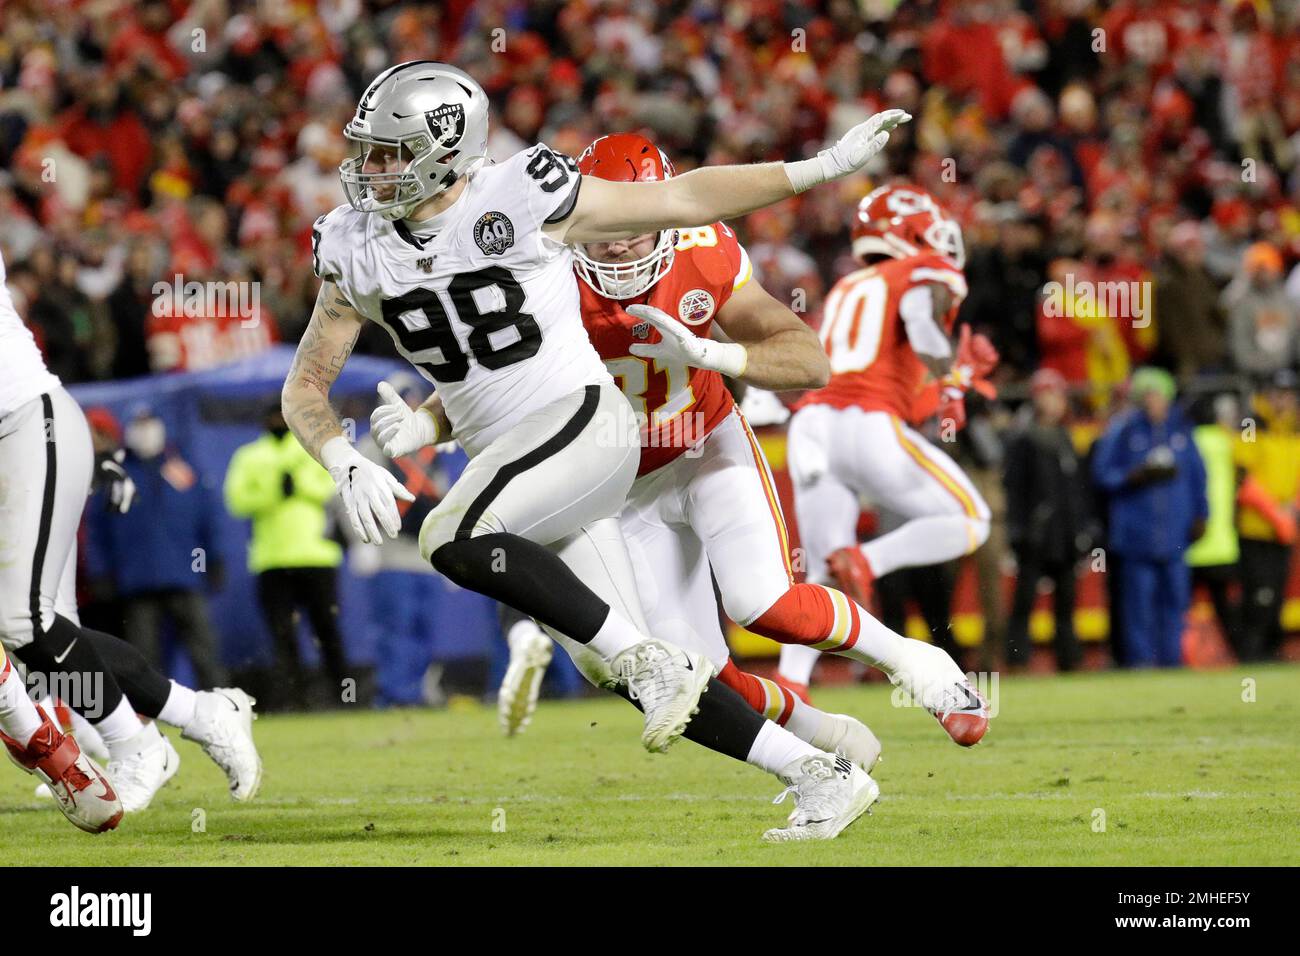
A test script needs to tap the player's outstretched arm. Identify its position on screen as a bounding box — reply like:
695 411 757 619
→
549 110 910 244
281 282 364 460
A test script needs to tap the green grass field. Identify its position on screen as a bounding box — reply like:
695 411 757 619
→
2 665 1297 866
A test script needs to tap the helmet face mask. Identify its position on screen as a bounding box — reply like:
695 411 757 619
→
339 61 489 221
923 218 966 268
572 133 678 299
851 184 965 269
574 230 677 300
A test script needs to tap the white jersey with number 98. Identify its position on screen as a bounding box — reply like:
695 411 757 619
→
312 143 611 457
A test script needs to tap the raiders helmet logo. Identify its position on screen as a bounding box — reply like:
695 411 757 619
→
474 211 515 256
426 103 466 149
678 289 716 326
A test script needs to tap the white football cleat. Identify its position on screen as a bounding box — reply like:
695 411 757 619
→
3 708 123 833
182 688 262 801
499 622 553 737
107 728 180 813
811 712 882 772
613 639 711 753
892 640 989 746
763 753 879 843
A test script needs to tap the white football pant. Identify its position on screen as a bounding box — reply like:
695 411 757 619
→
780 404 989 684
0 387 88 652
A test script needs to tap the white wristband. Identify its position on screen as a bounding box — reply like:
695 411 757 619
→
784 154 833 194
416 405 446 445
705 340 748 378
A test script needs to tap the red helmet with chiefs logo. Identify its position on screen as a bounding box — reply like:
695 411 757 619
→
851 184 965 267
573 133 677 299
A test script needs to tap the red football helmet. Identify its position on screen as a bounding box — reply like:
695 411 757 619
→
851 184 965 268
573 133 677 299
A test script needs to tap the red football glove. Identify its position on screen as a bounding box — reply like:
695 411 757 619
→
943 325 1000 400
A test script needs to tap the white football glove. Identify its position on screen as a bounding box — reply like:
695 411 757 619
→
739 386 791 427
785 108 912 193
94 449 137 514
370 382 443 458
625 304 748 378
320 436 415 545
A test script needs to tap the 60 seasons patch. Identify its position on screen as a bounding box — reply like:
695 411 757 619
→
474 211 515 256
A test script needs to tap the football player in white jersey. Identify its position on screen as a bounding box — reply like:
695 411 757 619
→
0 250 262 815
284 61 909 840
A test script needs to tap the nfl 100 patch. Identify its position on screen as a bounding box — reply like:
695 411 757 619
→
474 211 515 256
426 103 466 149
678 288 716 326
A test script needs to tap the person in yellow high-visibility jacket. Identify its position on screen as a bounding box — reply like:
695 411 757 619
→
1233 371 1300 661
224 405 345 709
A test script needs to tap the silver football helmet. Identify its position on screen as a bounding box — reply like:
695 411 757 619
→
339 61 489 220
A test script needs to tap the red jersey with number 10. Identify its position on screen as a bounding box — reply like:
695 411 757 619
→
797 251 966 420
580 222 753 475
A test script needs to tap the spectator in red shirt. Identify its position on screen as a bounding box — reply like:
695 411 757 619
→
53 75 152 202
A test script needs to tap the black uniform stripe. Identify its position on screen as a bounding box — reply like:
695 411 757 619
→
392 218 429 249
544 174 582 224
454 384 602 541
29 394 57 639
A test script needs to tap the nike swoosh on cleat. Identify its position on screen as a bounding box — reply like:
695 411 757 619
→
92 771 116 802
957 687 984 711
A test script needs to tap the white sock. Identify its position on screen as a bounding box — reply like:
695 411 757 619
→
94 695 147 746
746 719 822 776
106 718 163 759
782 693 824 745
778 643 820 686
586 609 644 661
0 659 44 746
157 681 199 728
842 609 909 675
861 515 983 578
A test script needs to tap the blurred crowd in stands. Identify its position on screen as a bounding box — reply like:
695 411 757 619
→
2 0 1298 685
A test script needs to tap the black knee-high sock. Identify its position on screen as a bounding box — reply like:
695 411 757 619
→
14 614 126 724
615 677 765 764
78 626 172 718
432 532 612 642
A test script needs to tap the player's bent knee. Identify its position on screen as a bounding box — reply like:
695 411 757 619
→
968 516 991 551
419 506 507 565
418 509 455 565
0 610 35 653
746 584 835 645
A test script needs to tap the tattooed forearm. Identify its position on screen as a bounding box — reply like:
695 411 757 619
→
282 282 365 460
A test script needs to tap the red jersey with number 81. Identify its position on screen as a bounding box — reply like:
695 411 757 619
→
797 251 966 420
580 222 752 475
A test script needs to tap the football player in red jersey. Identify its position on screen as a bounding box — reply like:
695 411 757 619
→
777 185 995 743
503 136 987 753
